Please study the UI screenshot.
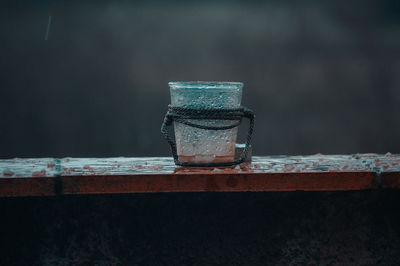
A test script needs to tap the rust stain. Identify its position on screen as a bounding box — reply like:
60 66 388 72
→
3 171 14 177
83 165 94 172
32 170 46 177
283 164 295 172
239 163 253 172
62 168 75 175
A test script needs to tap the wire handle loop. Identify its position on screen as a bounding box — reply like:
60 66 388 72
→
161 105 255 167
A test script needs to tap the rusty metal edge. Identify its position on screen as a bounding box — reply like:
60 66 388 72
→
1 171 395 197
0 178 55 197
380 172 400 189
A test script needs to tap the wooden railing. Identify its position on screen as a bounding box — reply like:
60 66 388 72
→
0 154 399 197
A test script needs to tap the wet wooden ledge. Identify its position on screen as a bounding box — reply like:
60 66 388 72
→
0 154 399 197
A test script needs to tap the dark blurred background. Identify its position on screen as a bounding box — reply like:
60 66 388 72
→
1 0 400 158
1 191 400 265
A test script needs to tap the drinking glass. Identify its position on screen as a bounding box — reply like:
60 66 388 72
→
169 81 243 164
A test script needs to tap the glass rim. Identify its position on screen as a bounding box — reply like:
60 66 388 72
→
168 81 243 89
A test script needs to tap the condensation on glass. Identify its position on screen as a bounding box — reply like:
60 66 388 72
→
169 81 243 164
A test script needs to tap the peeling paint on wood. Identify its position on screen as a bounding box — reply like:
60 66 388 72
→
1 154 399 177
0 154 399 196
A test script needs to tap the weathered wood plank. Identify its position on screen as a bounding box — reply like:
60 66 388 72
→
2 154 399 177
0 154 399 196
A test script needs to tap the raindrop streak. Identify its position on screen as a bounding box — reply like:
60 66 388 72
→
44 15 52 41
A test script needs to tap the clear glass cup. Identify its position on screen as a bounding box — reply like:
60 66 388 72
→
169 81 243 164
